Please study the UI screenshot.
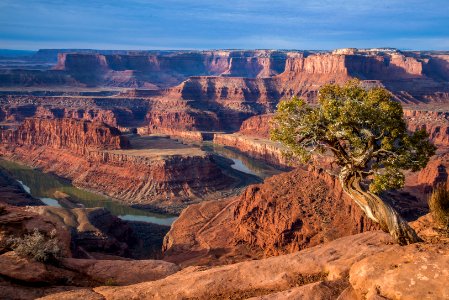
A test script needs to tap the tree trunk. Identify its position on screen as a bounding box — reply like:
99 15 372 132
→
339 171 422 245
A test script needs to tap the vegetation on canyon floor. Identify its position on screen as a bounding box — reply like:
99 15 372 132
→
271 80 436 245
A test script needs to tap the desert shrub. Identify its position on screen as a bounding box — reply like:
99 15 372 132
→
104 278 118 286
7 228 61 263
428 184 449 228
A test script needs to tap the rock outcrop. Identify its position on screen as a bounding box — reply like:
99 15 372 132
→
349 242 449 300
60 258 180 286
233 167 378 256
238 114 273 138
144 110 220 132
415 152 449 193
0 95 150 129
37 50 290 89
163 167 379 266
0 167 44 206
43 231 398 300
3 49 449 136
405 109 449 147
0 118 129 154
0 203 180 299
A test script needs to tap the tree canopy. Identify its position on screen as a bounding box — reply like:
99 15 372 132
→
271 80 436 194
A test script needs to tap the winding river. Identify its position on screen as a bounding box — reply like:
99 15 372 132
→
0 139 283 226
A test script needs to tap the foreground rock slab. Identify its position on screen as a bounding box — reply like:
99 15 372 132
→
62 258 180 285
350 243 449 300
0 251 75 284
42 231 394 300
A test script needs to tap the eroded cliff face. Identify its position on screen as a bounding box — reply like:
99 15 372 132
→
0 118 233 213
233 167 378 256
213 133 289 167
145 110 221 132
238 114 273 138
2 50 449 107
49 50 290 89
163 167 378 266
0 95 150 128
404 109 449 147
3 49 449 136
166 51 449 106
414 153 449 194
0 118 129 154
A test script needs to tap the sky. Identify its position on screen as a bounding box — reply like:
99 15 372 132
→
0 0 448 50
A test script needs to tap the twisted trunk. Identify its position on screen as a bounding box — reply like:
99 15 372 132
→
339 168 422 245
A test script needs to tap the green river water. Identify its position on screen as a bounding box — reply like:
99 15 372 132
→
0 141 283 226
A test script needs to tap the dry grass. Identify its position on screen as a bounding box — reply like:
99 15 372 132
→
7 229 62 263
428 184 449 229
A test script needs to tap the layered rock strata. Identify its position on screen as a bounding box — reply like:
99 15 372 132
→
0 118 233 213
0 118 129 154
213 133 289 167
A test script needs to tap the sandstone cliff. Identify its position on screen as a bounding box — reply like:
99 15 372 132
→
414 153 449 194
0 119 233 213
238 114 273 138
166 50 449 107
3 50 449 136
163 167 378 266
2 49 449 108
0 118 129 154
144 110 220 132
0 95 150 128
404 109 449 147
213 133 288 167
50 50 290 89
233 167 378 256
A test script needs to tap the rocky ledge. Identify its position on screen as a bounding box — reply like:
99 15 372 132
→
40 229 449 300
0 117 129 154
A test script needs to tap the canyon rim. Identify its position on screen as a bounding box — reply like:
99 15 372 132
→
1 1 449 299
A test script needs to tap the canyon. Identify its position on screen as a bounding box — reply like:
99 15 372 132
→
1 48 449 299
0 117 237 214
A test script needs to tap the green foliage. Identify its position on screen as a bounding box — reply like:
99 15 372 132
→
7 229 61 263
271 80 436 193
104 278 119 286
429 184 449 228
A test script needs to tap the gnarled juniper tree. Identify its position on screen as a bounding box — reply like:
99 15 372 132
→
271 80 436 245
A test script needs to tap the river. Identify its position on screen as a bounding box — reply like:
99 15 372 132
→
0 159 178 226
0 139 284 226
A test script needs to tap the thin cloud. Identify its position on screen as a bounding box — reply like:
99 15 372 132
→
0 0 448 50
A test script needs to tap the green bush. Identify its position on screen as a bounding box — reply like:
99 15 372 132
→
8 229 61 263
428 184 449 228
104 278 118 286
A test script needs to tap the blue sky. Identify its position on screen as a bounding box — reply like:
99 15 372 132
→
0 0 448 50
